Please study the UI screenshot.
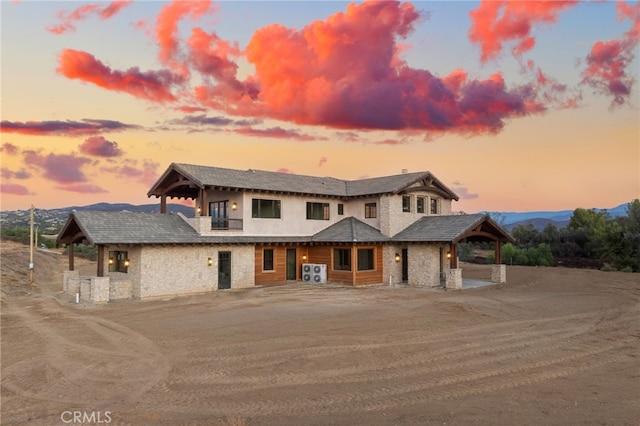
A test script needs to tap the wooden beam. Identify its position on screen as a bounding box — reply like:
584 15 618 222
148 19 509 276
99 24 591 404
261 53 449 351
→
160 195 167 214
97 245 105 277
495 241 502 265
68 244 75 271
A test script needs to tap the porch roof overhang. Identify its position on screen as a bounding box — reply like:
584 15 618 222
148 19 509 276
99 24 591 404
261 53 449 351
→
391 214 514 244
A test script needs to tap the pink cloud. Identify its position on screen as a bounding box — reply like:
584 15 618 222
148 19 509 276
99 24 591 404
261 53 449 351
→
79 135 123 157
100 159 160 186
56 184 108 194
0 118 139 137
47 1 132 35
155 0 217 75
0 142 19 155
1 168 31 179
23 150 91 183
0 183 31 196
468 0 579 63
192 1 544 134
581 1 639 107
57 49 185 103
233 126 323 142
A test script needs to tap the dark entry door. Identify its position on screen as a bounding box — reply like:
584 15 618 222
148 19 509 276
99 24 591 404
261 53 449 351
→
401 248 408 282
286 249 296 280
218 251 231 289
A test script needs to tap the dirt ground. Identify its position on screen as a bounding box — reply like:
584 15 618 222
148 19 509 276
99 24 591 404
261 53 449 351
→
1 240 639 426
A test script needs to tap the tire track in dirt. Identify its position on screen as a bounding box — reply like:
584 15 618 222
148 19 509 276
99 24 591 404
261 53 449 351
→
168 320 592 390
148 338 632 418
1 297 170 408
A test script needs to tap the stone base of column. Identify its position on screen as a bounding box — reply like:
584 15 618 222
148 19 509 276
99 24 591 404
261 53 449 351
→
446 268 462 290
491 264 506 284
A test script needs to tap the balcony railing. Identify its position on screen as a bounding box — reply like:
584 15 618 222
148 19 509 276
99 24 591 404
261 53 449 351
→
211 218 243 230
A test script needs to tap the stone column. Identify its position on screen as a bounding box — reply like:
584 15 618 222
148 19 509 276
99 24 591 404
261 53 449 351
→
491 264 506 284
446 268 462 290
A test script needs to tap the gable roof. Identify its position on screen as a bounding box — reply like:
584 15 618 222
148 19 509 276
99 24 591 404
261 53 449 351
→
311 217 389 243
391 214 514 243
56 211 315 245
147 163 459 200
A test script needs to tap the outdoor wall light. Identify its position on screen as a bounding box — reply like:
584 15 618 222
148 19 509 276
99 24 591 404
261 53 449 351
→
197 206 202 213
124 259 130 267
302 254 307 261
108 257 114 265
207 257 213 266
395 253 401 262
231 202 238 210
446 251 452 259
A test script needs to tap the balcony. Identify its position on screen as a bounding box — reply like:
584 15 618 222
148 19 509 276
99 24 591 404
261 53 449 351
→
211 218 243 230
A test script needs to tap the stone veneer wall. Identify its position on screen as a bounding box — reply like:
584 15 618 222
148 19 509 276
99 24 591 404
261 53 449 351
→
383 245 404 285
408 244 446 288
135 245 255 299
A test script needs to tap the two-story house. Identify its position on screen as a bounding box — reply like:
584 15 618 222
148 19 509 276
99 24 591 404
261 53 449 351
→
57 163 513 302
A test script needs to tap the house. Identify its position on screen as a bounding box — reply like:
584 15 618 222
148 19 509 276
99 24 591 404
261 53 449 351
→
56 163 513 302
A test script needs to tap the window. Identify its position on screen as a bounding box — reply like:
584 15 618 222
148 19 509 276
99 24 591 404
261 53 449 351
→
108 251 129 273
252 198 281 218
307 202 330 220
402 195 412 212
417 197 425 213
357 248 375 271
338 204 344 215
430 198 439 214
263 249 274 271
365 203 377 218
334 249 351 271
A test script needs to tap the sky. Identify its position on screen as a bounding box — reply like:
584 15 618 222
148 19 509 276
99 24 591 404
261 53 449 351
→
1 0 638 214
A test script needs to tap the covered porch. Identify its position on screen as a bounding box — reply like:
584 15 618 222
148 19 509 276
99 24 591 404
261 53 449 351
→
391 214 515 290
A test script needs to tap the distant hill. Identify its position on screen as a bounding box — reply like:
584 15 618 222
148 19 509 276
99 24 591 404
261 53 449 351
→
483 203 630 231
0 203 193 231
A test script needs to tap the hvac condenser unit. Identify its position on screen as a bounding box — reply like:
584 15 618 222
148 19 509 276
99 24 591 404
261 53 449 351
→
302 263 327 283
302 263 313 282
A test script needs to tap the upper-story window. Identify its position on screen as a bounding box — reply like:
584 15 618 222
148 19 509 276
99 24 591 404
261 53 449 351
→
417 196 425 214
307 202 330 220
338 204 344 215
365 202 377 218
252 199 281 218
402 195 412 212
430 198 439 214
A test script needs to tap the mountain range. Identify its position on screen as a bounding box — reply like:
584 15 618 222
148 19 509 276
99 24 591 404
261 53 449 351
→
485 203 630 231
0 202 631 232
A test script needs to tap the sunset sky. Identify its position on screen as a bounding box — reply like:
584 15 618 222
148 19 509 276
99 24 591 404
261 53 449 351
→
1 0 638 213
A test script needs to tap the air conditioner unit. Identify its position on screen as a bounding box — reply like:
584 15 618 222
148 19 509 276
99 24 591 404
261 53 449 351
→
302 263 313 282
311 264 327 284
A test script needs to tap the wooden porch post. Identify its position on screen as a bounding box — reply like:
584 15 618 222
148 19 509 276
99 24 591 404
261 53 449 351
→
160 195 167 214
450 243 458 269
351 245 357 285
68 243 75 271
97 245 105 277
494 239 502 264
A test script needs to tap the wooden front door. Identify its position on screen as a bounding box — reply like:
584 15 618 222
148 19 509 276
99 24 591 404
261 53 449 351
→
286 249 296 280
